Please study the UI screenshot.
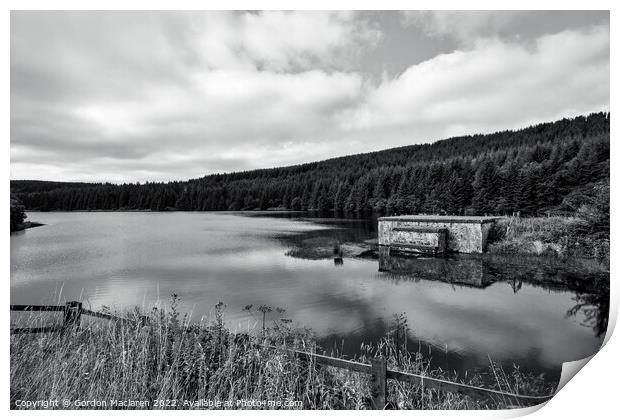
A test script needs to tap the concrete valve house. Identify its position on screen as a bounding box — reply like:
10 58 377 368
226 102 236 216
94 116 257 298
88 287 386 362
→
378 215 500 254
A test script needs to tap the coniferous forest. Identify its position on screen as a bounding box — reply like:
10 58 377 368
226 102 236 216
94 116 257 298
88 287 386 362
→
11 112 609 217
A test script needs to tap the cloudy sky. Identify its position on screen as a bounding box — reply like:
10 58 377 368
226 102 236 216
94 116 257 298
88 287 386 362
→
11 10 609 183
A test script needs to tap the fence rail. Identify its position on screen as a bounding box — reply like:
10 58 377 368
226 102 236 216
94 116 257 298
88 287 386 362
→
265 345 553 408
10 325 63 334
10 304 65 312
10 301 554 409
10 301 140 334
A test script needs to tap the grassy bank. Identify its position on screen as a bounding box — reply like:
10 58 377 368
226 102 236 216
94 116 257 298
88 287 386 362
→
11 298 554 410
487 216 609 261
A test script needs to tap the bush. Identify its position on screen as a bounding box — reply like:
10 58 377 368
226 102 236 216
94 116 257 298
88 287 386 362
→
10 193 26 232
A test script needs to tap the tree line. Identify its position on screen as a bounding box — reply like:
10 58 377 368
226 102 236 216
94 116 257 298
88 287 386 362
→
11 112 610 217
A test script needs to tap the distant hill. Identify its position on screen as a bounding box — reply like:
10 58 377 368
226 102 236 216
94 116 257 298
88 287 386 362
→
10 180 100 194
11 112 610 216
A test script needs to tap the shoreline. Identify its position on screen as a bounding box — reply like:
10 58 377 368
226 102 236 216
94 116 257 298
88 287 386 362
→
10 221 45 233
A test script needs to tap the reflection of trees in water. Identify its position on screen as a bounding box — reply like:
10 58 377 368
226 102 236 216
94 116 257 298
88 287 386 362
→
508 279 522 293
566 278 609 338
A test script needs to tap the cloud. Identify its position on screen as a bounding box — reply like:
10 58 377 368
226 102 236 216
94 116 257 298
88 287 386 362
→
169 10 382 72
10 11 610 183
341 25 610 141
402 10 609 46
11 68 365 181
402 11 517 42
10 11 373 181
221 11 381 71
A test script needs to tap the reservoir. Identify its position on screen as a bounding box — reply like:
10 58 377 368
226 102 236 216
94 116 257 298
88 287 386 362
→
10 211 608 383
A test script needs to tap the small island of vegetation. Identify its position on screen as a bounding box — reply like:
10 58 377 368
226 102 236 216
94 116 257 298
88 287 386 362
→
10 193 43 233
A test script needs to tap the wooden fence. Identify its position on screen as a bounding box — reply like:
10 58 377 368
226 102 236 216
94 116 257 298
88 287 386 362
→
10 301 145 333
10 301 554 409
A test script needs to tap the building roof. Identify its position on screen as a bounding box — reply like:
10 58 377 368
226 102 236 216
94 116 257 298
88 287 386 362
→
378 215 501 224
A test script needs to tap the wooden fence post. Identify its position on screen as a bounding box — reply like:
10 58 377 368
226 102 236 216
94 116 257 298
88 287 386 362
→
370 357 387 409
64 301 82 330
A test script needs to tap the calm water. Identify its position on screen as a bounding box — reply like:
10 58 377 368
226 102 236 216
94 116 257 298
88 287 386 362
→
11 212 608 382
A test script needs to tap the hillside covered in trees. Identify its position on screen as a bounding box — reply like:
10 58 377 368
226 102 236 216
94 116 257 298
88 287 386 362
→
11 112 609 217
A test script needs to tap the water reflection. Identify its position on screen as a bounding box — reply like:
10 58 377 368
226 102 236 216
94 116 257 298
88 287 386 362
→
377 249 609 339
378 247 493 288
566 280 609 338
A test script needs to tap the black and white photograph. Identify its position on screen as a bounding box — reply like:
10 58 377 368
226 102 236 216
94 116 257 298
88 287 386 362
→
8 5 613 414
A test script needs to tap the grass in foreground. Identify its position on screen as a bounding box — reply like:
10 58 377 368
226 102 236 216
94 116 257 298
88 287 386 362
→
11 298 554 410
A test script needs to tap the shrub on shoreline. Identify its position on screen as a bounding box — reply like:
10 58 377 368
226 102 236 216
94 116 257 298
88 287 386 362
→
487 216 609 260
10 193 27 232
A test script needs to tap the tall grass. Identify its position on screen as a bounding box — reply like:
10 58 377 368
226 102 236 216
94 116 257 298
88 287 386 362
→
487 216 609 261
11 297 554 410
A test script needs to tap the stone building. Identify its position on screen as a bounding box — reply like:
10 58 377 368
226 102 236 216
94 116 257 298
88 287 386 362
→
378 215 500 254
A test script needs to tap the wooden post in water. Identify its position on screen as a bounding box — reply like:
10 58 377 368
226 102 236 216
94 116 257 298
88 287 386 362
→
63 301 82 330
370 357 387 409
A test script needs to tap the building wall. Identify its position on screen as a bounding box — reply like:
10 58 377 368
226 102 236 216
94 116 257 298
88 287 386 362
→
390 229 441 248
378 220 493 253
